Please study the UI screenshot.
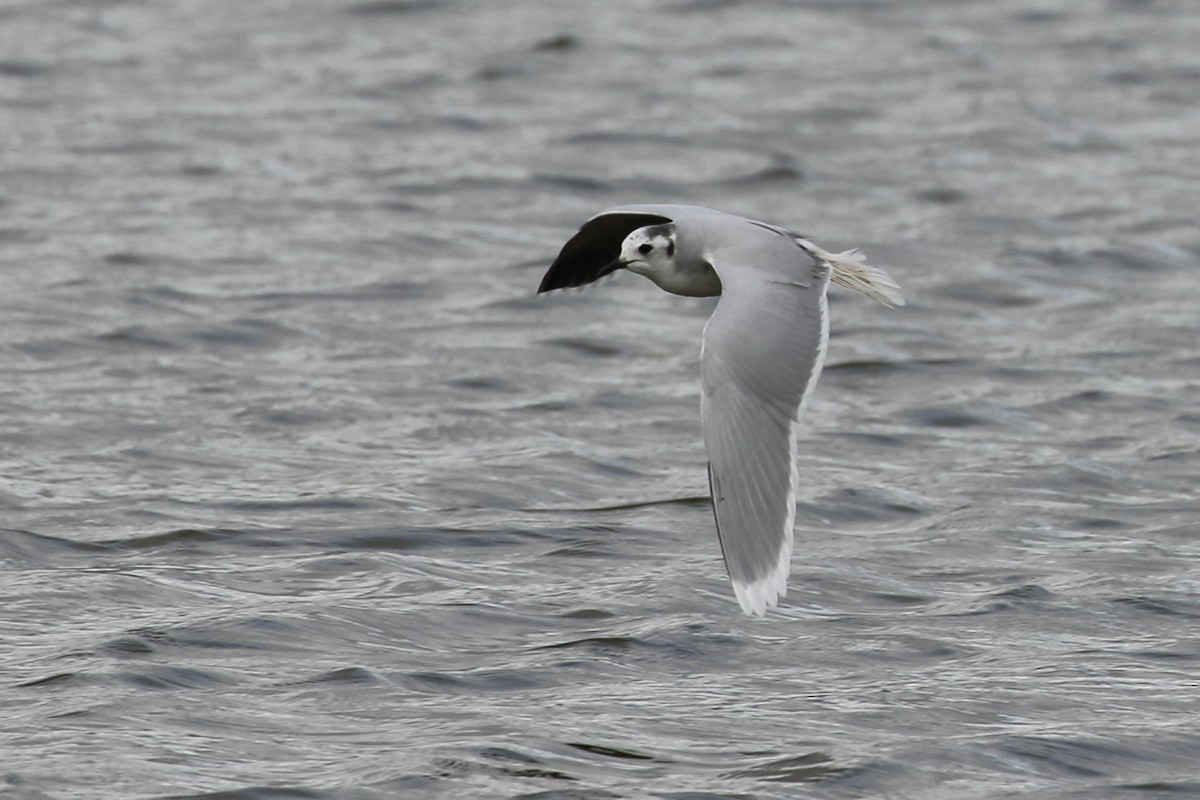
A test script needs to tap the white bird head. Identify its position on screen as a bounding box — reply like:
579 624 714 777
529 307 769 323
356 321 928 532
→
618 224 678 280
610 223 720 297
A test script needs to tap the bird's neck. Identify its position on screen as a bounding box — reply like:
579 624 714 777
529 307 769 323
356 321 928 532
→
641 261 722 298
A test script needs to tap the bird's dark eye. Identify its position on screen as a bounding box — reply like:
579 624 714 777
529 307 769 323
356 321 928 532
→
666 241 675 257
638 243 653 255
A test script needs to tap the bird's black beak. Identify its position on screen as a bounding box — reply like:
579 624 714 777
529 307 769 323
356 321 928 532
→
596 258 626 279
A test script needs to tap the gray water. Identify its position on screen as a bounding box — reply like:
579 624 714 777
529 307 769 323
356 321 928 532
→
3 1 1199 798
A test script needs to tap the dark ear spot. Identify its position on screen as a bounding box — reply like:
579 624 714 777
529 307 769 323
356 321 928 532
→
666 241 675 258
638 243 653 255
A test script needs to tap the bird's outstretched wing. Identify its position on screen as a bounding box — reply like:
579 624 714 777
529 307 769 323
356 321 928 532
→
699 223 830 616
538 205 732 293
538 211 670 293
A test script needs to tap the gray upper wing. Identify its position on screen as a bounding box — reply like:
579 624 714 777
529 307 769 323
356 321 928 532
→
698 222 830 615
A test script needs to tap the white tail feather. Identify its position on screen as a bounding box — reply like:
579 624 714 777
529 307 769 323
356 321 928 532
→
794 239 905 308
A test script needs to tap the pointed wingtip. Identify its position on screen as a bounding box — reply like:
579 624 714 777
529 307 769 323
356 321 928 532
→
732 574 786 617
730 541 793 617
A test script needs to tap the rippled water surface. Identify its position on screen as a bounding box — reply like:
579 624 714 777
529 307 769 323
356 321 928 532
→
3 1 1199 798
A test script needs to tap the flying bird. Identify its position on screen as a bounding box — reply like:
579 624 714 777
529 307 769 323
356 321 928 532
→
538 205 903 616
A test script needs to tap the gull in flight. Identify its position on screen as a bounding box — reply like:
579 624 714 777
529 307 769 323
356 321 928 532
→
538 205 903 616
